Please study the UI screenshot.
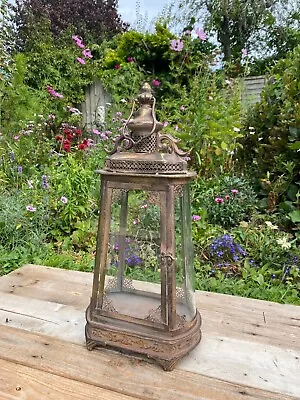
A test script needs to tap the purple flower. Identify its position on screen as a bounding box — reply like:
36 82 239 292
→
9 151 15 162
195 28 207 41
114 64 121 69
242 48 248 56
42 175 49 189
170 39 184 52
127 57 134 62
17 166 23 173
192 215 201 221
60 196 68 204
26 205 36 212
152 79 161 87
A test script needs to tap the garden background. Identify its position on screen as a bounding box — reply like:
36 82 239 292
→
0 0 299 304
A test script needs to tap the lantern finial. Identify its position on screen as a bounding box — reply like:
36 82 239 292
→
105 82 190 174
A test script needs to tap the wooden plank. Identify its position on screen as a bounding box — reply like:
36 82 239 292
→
1 289 299 397
1 265 299 351
0 325 297 400
0 265 299 397
0 358 136 400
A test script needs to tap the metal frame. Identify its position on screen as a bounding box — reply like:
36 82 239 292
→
86 83 202 371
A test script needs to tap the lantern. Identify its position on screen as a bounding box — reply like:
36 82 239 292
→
86 83 201 371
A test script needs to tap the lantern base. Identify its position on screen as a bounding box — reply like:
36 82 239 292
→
85 306 201 371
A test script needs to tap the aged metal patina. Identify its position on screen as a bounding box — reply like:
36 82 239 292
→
86 82 202 371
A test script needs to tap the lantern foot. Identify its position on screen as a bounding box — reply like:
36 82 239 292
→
86 339 98 351
157 358 179 372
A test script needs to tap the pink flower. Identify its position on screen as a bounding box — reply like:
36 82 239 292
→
152 79 161 87
133 219 139 225
114 64 121 69
141 204 148 209
92 129 100 135
184 30 191 35
215 197 224 203
225 195 230 200
196 28 207 41
192 215 201 221
242 48 248 56
163 121 168 127
231 189 239 194
100 133 108 140
46 86 63 98
60 196 68 204
170 39 184 52
26 205 36 212
82 49 93 58
72 35 85 49
77 57 86 65
127 57 134 62
180 105 185 111
14 135 19 141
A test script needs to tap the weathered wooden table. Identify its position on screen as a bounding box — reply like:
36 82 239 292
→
0 264 299 400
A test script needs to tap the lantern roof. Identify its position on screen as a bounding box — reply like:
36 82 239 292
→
105 82 190 175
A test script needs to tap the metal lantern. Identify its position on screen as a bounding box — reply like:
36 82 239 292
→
86 83 201 371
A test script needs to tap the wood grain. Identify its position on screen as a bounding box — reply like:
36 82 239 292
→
0 358 136 400
0 325 297 400
0 264 299 400
0 264 299 350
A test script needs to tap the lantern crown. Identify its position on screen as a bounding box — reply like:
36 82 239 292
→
105 82 190 175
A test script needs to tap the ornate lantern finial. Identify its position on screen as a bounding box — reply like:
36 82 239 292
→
105 82 190 174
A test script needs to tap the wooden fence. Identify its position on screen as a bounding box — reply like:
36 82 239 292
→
81 80 110 130
241 75 266 106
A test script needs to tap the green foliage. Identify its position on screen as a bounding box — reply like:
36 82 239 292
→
241 45 300 230
192 175 257 228
0 54 48 132
160 74 244 176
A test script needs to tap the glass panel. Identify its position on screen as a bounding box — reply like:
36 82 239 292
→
175 184 196 323
103 188 163 323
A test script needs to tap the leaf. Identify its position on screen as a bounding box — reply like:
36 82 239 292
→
289 210 300 223
288 141 300 150
220 141 227 150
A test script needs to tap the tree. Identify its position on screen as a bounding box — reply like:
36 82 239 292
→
13 0 127 49
179 0 278 62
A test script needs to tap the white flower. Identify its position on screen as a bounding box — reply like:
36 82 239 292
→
233 127 240 132
225 79 231 85
276 237 291 250
265 221 278 230
120 99 127 103
239 221 249 228
249 126 255 130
